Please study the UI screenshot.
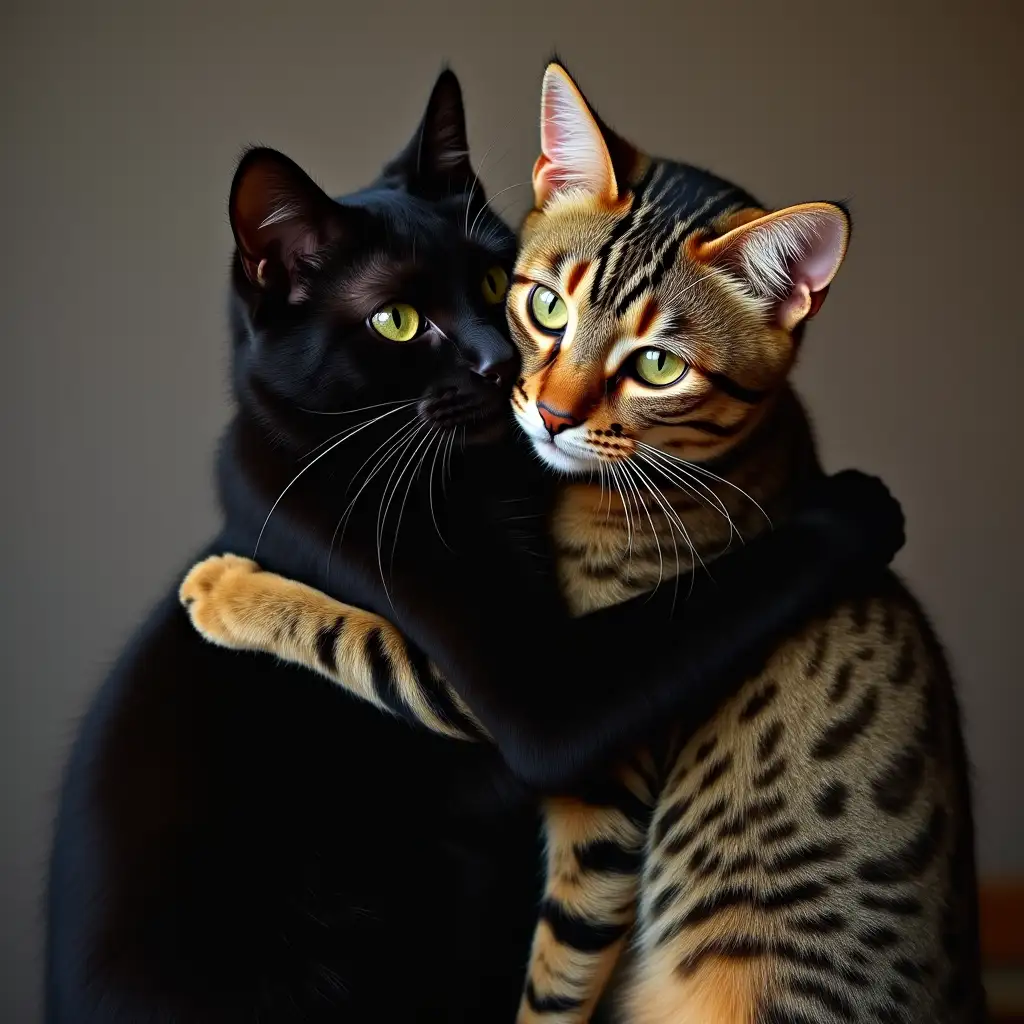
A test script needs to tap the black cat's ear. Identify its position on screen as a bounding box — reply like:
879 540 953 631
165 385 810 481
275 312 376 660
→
383 69 478 198
229 147 355 302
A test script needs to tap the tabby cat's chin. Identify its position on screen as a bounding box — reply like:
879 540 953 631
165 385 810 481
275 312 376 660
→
527 436 595 475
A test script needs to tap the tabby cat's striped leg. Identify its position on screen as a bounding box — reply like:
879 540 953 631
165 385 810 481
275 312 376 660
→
179 555 484 740
517 760 655 1024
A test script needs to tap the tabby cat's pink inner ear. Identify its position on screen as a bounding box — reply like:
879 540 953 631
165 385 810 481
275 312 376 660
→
702 203 850 331
533 64 618 208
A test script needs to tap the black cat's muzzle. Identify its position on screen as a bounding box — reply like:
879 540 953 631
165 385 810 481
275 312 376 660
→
418 382 510 443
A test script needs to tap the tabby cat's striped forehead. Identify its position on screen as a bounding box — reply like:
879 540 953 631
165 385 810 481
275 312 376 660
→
588 159 760 315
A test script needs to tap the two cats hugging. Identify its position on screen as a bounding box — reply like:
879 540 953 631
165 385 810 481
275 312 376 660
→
47 61 983 1024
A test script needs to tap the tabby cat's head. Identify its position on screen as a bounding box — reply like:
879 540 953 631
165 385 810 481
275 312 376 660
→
229 71 517 445
509 63 849 475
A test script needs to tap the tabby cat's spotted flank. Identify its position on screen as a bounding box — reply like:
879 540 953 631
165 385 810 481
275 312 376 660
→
181 63 982 1023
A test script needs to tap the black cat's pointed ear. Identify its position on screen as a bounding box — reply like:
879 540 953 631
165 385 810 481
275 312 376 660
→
383 69 478 198
230 148 356 302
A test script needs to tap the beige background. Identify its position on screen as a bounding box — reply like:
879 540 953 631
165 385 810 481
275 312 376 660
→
3 0 1021 1018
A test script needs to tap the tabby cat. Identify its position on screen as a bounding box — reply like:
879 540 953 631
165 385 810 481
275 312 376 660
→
181 65 981 1022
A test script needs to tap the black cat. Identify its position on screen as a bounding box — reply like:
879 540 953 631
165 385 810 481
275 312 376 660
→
46 71 903 1022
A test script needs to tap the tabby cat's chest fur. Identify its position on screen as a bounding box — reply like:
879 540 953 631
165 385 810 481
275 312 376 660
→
547 400 981 1022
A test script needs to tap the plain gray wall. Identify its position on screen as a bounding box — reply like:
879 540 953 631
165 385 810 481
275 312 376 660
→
3 0 1022 1018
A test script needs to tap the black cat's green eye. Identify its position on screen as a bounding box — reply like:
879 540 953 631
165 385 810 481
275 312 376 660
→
529 286 569 333
635 348 688 387
481 266 509 305
370 303 420 342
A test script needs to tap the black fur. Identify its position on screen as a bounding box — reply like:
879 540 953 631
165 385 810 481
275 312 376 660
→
46 71 905 1022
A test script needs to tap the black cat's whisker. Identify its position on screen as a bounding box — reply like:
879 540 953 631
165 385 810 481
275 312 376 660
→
463 113 518 236
376 421 430 605
299 399 419 461
469 181 531 241
325 415 421 587
343 418 423 547
254 402 417 558
298 397 416 417
426 428 453 551
441 427 457 496
389 424 439 568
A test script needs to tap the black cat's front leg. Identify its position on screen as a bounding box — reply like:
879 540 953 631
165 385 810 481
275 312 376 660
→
394 471 905 789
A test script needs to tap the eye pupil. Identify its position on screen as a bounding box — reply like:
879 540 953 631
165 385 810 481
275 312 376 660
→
657 351 666 371
392 307 402 329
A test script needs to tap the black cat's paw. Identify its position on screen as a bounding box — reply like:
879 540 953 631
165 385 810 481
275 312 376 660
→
796 470 905 566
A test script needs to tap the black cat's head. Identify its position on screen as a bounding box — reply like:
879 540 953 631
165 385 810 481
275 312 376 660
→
228 71 518 447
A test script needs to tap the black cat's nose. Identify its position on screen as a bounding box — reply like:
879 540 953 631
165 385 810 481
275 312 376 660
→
472 353 517 388
451 319 518 389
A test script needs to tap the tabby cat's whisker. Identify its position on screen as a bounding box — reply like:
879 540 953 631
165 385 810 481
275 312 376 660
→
623 459 684 590
634 439 771 528
254 402 417 558
621 460 665 594
634 451 736 567
634 446 742 548
626 458 699 599
609 463 635 576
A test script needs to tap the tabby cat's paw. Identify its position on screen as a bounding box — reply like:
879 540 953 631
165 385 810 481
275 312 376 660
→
179 554 261 649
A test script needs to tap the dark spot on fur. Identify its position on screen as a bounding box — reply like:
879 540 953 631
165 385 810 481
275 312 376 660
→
815 780 849 819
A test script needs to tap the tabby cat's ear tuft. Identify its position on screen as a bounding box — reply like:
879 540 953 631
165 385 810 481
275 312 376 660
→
698 202 851 330
533 62 618 208
383 69 478 199
230 148 354 303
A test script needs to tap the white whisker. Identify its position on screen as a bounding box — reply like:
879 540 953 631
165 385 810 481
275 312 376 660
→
634 439 772 529
621 460 664 595
469 181 531 241
376 423 429 606
298 397 415 417
609 463 635 577
389 425 438 566
253 402 416 558
324 417 422 584
427 428 452 550
634 445 742 550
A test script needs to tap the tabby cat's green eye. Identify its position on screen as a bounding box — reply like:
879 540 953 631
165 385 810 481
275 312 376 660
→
370 303 420 342
481 266 509 305
635 348 688 387
529 286 569 333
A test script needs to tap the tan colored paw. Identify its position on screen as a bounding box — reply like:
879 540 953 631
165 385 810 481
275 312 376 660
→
179 554 260 648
